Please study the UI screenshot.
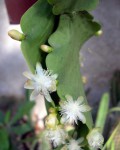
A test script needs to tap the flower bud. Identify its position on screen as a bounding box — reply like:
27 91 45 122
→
49 107 56 113
8 29 25 41
56 80 59 86
40 45 53 53
95 30 103 36
64 124 75 132
45 113 58 129
61 145 67 150
87 128 104 149
82 76 87 84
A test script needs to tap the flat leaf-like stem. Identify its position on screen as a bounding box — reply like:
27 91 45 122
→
20 0 54 72
48 0 99 15
46 12 101 129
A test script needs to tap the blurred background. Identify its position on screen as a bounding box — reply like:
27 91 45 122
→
0 0 37 106
0 0 120 107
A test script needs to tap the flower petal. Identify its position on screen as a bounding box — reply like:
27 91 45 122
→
23 71 34 80
77 96 84 104
78 113 86 124
65 95 73 101
24 80 34 89
60 116 67 124
36 62 43 75
43 88 52 102
30 90 39 100
78 137 84 144
49 81 57 92
52 74 58 80
79 104 91 112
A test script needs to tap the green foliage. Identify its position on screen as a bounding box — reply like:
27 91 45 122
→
95 93 110 133
46 12 100 129
111 141 115 150
48 0 99 15
0 100 35 150
20 0 55 72
110 70 120 106
10 101 35 125
0 128 9 150
76 121 89 147
0 111 5 124
4 111 11 125
102 123 120 150
54 146 62 150
12 123 32 135
38 132 52 150
109 107 120 113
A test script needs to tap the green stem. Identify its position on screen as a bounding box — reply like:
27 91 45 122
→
102 123 120 150
51 100 55 108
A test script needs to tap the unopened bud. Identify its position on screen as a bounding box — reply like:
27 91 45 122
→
82 76 87 84
56 80 59 86
40 45 53 53
61 145 67 150
95 30 103 36
49 107 56 113
64 124 75 132
45 113 58 129
8 29 25 41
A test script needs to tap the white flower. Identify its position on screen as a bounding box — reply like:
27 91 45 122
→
67 138 84 150
87 128 104 149
45 126 67 147
23 62 58 102
60 95 91 124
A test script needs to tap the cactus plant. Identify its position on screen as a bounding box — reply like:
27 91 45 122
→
8 0 105 149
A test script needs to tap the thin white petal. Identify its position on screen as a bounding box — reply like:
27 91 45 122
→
77 96 84 104
23 71 34 80
36 62 43 75
79 105 91 112
61 116 67 124
65 95 73 101
78 137 84 144
43 88 52 102
49 81 57 92
30 90 39 100
24 80 34 89
52 74 58 80
78 113 86 124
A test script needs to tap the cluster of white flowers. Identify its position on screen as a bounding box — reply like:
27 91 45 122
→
23 62 104 149
23 62 57 102
60 95 91 125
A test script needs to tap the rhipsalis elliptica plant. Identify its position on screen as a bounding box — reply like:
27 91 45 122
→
8 0 104 149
